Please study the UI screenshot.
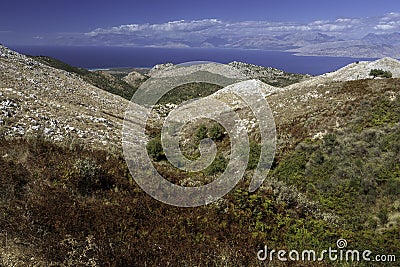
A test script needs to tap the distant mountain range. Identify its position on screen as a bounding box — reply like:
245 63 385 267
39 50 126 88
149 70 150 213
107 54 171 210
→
55 14 400 58
68 29 400 58
286 31 400 58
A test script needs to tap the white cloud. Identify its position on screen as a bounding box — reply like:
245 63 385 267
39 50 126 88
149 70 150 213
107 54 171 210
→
87 19 224 36
374 20 400 31
309 20 331 25
85 15 380 37
372 12 400 31
375 24 397 30
380 12 400 22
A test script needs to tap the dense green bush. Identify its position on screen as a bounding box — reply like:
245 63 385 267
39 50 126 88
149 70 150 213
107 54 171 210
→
195 124 208 140
208 123 224 140
369 69 392 79
273 121 400 238
146 136 164 161
204 154 227 175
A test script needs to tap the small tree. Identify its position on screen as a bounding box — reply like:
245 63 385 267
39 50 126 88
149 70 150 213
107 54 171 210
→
369 69 392 79
369 69 378 79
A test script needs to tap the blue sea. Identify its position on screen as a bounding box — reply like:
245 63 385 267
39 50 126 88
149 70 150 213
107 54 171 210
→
10 46 376 75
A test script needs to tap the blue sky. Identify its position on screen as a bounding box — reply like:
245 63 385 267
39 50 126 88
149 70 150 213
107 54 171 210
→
1 0 400 45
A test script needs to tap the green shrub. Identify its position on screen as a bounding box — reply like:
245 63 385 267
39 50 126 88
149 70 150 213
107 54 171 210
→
1 133 399 266
322 133 338 148
369 69 392 79
205 154 227 175
74 159 113 195
196 124 208 140
247 141 261 170
378 208 389 225
208 123 224 140
146 136 164 161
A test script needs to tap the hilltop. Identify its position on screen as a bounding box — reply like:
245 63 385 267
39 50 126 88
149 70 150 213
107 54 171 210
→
227 61 310 87
283 57 400 91
321 57 400 81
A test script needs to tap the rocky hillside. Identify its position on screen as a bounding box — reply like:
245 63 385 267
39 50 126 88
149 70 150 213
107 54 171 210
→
227 61 310 87
321 57 400 81
30 55 139 100
146 61 309 87
0 45 144 150
148 62 174 76
169 58 399 155
136 61 309 107
122 70 147 88
0 46 399 266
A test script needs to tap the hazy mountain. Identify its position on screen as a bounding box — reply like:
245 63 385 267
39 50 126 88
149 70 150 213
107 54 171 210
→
50 14 400 58
288 40 400 58
362 32 400 44
201 36 229 47
288 32 400 58
275 32 343 46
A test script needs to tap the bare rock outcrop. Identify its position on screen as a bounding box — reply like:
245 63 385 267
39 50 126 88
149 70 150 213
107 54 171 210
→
123 70 147 87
